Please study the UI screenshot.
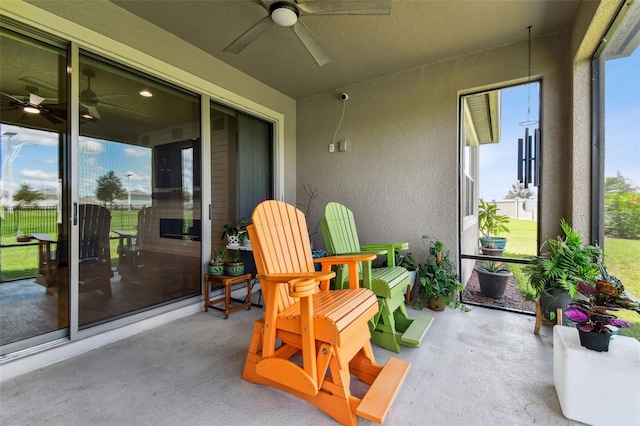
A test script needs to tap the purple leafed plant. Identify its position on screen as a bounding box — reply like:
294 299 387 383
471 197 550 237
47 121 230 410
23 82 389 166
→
564 280 634 334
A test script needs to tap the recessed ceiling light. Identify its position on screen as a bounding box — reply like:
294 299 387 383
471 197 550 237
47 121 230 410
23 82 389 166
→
23 106 40 114
81 113 94 120
139 90 153 97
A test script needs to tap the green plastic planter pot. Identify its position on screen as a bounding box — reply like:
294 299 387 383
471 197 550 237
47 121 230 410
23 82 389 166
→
225 262 244 276
208 262 225 275
479 237 507 249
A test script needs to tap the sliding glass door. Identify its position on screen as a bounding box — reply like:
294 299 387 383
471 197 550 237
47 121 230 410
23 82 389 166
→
0 27 70 350
0 19 277 356
77 54 201 328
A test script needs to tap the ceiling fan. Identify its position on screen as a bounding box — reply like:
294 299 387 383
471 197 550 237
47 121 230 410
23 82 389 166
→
0 90 65 124
224 0 392 66
80 68 150 119
80 69 105 119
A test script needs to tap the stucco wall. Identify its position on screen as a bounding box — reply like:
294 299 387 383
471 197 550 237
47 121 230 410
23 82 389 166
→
297 32 572 265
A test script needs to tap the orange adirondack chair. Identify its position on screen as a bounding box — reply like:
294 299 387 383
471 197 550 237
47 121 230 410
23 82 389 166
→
242 200 410 425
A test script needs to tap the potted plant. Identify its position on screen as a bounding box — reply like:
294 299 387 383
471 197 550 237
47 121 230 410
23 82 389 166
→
393 249 417 298
416 237 465 311
474 261 513 299
564 273 638 352
478 199 510 255
225 251 244 276
521 219 600 322
209 248 226 275
238 217 251 247
221 223 240 247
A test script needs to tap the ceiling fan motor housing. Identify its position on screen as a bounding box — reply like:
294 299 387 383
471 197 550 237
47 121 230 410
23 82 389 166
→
270 2 299 27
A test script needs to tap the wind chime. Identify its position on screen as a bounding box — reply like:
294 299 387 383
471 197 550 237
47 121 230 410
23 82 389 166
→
517 26 540 189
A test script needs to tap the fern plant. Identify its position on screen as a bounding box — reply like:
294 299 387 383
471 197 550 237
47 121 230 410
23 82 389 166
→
522 219 600 301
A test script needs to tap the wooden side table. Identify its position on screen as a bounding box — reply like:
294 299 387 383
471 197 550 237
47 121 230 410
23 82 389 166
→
533 300 562 334
204 273 252 319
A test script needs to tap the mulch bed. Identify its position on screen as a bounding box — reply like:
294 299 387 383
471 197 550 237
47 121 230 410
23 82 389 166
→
462 267 535 314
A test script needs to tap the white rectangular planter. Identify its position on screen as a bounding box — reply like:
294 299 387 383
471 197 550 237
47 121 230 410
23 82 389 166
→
553 325 640 425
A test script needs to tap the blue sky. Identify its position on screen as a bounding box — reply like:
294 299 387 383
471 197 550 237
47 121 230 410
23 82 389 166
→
480 47 639 201
603 48 640 189
479 82 540 201
0 127 152 200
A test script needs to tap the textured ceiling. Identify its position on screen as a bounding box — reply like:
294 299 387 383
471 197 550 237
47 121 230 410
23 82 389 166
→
107 0 580 99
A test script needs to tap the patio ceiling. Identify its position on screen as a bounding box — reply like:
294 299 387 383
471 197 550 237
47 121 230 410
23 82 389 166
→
104 0 580 99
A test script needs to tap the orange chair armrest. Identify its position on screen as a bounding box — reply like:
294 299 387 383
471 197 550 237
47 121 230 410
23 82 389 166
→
258 271 335 283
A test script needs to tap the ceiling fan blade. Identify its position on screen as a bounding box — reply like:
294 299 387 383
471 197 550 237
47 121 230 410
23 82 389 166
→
41 110 65 125
87 105 101 120
291 20 331 67
224 15 274 54
296 0 391 15
1 91 25 104
99 102 151 118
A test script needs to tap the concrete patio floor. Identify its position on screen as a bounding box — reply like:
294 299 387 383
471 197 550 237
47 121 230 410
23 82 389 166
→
0 302 582 425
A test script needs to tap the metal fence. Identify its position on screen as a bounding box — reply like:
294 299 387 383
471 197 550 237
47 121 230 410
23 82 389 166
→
1 206 58 241
1 205 140 281
1 205 140 242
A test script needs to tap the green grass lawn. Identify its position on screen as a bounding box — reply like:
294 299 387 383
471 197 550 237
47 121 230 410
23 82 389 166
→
502 219 538 257
1 238 122 281
600 237 640 340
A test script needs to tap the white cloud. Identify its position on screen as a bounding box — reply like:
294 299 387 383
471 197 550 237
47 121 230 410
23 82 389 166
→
79 139 104 155
123 147 149 157
20 169 58 180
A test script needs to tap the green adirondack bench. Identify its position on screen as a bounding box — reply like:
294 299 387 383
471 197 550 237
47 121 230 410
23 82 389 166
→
321 202 433 352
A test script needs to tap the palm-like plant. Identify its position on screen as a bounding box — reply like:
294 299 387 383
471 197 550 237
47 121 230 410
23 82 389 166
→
522 219 600 300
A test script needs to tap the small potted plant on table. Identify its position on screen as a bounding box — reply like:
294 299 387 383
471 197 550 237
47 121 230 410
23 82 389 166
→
209 248 226 275
564 264 639 352
225 252 245 276
222 223 240 247
238 217 251 247
478 199 510 255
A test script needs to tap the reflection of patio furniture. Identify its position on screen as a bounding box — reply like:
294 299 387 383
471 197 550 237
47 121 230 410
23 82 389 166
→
242 200 410 425
114 206 154 278
32 204 113 296
33 233 57 294
114 207 200 298
321 201 433 353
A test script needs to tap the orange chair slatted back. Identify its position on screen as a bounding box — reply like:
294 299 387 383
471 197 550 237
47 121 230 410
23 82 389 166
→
248 200 316 312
